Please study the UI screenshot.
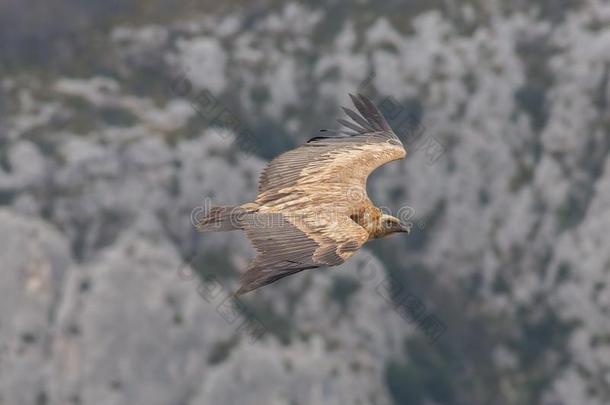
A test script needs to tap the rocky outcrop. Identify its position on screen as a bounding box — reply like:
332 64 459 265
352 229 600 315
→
2 1 610 403
0 210 72 405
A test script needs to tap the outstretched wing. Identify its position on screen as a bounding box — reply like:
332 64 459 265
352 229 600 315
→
235 212 368 295
255 94 406 213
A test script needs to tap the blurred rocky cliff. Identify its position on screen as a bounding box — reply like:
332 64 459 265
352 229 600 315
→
1 1 609 404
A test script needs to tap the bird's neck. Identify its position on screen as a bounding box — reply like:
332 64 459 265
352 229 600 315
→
350 207 383 240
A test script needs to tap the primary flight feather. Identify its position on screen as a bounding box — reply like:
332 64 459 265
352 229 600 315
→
198 94 411 295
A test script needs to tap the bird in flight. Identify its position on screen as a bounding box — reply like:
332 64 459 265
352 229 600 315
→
198 94 411 295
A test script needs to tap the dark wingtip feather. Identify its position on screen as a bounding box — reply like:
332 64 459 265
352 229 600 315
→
308 128 358 143
323 93 396 140
307 136 329 143
342 107 374 131
338 93 392 134
337 118 367 133
356 93 391 132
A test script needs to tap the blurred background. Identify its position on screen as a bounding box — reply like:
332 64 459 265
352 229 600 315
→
1 0 609 404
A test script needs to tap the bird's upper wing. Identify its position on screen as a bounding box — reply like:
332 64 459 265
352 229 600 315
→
255 94 406 213
235 212 368 295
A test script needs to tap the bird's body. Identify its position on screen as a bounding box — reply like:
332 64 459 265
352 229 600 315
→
198 94 411 295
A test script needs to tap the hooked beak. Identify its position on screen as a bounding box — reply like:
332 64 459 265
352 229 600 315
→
399 222 412 234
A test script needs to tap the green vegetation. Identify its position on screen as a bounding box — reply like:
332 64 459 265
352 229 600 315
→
238 297 295 345
509 162 533 192
385 337 455 405
191 248 240 281
556 194 586 231
208 337 239 365
99 106 138 127
328 275 361 309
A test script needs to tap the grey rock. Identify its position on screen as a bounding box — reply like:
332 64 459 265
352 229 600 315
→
0 209 72 405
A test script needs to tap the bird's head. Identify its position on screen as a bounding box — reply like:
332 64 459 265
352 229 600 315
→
372 214 412 239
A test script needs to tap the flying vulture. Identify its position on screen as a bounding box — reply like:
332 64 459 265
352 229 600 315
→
198 94 411 295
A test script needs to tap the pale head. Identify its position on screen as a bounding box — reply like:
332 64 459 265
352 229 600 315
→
371 214 412 239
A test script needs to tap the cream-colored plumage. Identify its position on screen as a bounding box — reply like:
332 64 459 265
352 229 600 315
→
198 94 410 295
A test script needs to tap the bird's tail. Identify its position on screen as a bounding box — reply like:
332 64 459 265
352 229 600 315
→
195 206 248 232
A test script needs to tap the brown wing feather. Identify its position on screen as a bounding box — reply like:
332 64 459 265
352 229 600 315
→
235 212 368 295
255 94 406 213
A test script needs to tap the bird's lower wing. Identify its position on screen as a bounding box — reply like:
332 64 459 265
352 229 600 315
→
235 212 368 295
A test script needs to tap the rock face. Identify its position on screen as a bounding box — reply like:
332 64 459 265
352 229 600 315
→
1 1 610 404
0 209 402 405
49 235 228 405
0 210 72 405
